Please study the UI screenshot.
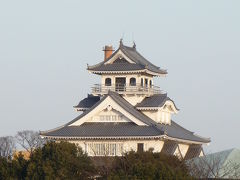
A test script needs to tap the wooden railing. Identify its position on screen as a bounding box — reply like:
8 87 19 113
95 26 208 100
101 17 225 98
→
91 84 161 95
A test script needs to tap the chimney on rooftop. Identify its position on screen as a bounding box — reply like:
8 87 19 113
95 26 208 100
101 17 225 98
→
103 45 114 61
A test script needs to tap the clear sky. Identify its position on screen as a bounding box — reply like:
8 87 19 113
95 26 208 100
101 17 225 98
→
0 0 239 153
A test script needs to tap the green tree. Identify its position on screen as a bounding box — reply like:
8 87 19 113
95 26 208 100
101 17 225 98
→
0 156 11 180
11 153 29 180
106 151 192 180
26 141 95 180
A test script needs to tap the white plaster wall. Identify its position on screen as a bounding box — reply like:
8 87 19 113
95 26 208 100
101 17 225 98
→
140 109 171 125
141 110 158 122
70 139 165 156
199 149 204 157
123 95 146 106
123 139 164 153
88 109 130 123
157 110 171 124
101 74 153 87
174 144 189 159
63 140 198 159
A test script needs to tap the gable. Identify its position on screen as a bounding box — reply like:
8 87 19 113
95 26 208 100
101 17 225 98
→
113 58 129 64
69 96 147 126
104 50 135 65
160 100 179 114
86 108 131 123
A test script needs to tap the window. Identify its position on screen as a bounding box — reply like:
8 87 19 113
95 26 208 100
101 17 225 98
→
130 77 136 86
99 115 122 122
87 143 123 156
145 78 148 87
150 80 152 87
105 78 111 86
141 78 143 87
137 143 144 153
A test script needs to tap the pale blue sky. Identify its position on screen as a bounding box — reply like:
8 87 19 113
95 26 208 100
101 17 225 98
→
0 0 239 152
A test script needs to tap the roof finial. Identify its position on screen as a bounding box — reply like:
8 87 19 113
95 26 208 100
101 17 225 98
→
133 41 136 49
119 38 123 47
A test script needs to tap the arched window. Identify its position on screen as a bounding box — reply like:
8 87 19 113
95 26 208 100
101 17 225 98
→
145 78 148 87
130 78 136 86
105 78 111 86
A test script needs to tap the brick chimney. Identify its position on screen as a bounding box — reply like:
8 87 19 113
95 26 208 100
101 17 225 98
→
103 45 114 61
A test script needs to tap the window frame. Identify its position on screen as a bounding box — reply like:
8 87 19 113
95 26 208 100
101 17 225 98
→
105 78 112 86
129 77 136 86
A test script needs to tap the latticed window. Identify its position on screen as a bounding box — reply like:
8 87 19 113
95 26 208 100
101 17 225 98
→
105 78 111 86
130 78 136 86
99 115 122 121
87 143 123 156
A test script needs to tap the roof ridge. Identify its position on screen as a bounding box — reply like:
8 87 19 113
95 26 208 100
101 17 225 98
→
108 91 163 131
65 95 108 126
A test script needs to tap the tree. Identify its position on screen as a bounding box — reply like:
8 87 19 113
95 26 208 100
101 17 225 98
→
188 153 240 179
0 136 16 158
103 151 192 179
15 130 45 155
26 141 95 179
11 153 29 180
0 156 11 180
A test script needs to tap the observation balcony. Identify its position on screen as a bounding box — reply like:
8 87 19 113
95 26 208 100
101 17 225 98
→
91 83 161 96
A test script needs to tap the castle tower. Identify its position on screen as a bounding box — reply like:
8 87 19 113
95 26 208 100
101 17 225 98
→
40 40 210 159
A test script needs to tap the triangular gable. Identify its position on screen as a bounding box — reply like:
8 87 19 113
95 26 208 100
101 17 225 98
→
161 100 179 114
86 108 132 123
69 96 147 126
104 49 135 65
136 99 179 114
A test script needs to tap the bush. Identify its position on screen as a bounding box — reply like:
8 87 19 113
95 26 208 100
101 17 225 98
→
26 141 95 179
0 142 193 180
105 151 192 180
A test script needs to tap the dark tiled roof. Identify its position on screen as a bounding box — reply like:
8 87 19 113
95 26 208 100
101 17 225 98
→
41 91 210 143
135 94 179 110
87 43 167 75
74 94 100 109
40 122 160 137
156 121 209 143
120 45 166 74
87 62 145 72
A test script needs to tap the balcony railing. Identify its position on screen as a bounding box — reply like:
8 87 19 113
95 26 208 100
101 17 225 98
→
91 83 161 96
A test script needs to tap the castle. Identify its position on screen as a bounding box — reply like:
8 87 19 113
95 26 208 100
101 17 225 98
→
40 40 210 159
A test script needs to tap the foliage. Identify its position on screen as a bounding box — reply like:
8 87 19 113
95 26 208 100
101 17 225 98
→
26 141 95 179
0 141 95 180
11 153 29 180
100 151 192 180
0 136 195 180
0 156 11 180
